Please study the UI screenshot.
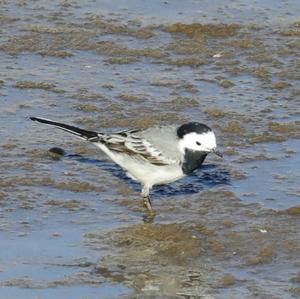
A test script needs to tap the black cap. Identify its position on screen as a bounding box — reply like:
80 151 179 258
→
177 122 211 139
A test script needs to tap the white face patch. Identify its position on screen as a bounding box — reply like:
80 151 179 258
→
179 131 217 153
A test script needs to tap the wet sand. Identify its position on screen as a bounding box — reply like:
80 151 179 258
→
0 1 299 298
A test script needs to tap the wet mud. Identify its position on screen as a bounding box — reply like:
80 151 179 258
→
0 0 299 298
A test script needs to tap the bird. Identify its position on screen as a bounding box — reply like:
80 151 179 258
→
30 116 222 213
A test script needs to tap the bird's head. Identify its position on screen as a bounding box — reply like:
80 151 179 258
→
177 122 222 157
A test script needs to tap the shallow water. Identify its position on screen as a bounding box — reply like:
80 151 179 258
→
0 1 300 298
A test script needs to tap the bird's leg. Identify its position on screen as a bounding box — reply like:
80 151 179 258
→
143 196 153 212
141 185 155 213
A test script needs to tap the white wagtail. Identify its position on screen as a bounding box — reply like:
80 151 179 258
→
30 117 222 212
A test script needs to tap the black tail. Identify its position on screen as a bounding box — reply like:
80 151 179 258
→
30 117 99 140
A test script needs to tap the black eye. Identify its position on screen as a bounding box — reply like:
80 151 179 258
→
196 141 201 146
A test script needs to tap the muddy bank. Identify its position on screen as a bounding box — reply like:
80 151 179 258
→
0 0 299 298
87 189 300 298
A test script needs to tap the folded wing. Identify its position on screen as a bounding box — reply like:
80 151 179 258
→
98 130 177 166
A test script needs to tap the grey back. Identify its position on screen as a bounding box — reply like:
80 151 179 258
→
138 125 182 162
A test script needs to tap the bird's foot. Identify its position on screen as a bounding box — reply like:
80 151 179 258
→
142 196 156 223
143 196 156 215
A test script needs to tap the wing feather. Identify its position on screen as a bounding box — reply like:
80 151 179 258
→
98 130 176 165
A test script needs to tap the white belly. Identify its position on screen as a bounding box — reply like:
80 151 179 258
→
95 143 185 187
130 163 185 186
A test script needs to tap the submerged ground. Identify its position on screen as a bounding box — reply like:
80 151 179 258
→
0 1 299 298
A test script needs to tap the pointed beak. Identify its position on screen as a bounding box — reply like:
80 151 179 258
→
211 148 223 158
